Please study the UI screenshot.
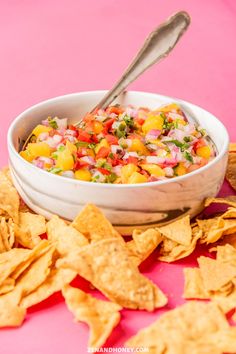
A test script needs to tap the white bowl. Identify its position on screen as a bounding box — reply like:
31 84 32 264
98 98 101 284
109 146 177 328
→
7 91 229 233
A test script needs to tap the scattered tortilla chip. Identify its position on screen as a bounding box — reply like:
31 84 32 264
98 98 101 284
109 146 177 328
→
216 244 236 264
62 285 121 348
126 301 236 353
0 217 15 253
57 238 167 311
47 215 88 256
0 302 26 328
229 143 236 152
0 171 19 223
183 268 209 299
158 227 201 263
198 256 236 291
14 212 46 249
226 153 236 191
210 233 236 252
205 196 236 208
71 204 123 243
0 278 15 295
197 216 236 244
20 267 76 308
126 228 163 266
157 215 192 246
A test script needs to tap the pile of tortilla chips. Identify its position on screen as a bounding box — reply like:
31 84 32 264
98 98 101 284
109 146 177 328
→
1 157 236 352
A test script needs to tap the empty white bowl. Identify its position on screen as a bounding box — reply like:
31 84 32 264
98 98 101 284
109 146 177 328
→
7 91 229 233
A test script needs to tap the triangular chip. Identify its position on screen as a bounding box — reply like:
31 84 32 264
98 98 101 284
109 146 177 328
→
0 302 25 328
198 217 236 244
62 285 121 348
0 278 15 295
126 228 163 266
14 212 46 249
198 256 236 291
57 238 167 311
126 301 236 353
226 153 236 191
157 215 192 246
71 204 123 243
205 196 236 208
183 268 209 299
47 215 88 256
0 171 19 223
20 267 76 308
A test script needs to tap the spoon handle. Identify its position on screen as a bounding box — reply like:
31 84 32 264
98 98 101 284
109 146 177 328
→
91 11 190 112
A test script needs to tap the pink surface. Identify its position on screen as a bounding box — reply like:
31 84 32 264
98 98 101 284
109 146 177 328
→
0 0 236 353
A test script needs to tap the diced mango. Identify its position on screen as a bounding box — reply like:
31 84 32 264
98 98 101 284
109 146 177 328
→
175 162 187 176
95 138 109 154
55 149 74 171
176 119 186 126
129 138 149 155
32 124 52 137
128 172 148 184
27 142 51 158
159 103 180 112
141 164 165 177
74 169 91 181
196 146 211 159
20 150 34 162
149 139 166 148
121 164 138 183
93 121 103 134
142 115 164 134
66 141 77 153
157 149 167 157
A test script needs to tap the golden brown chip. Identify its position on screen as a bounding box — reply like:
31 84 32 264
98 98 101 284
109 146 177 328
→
226 153 236 191
158 227 201 263
0 302 26 328
14 212 46 249
62 285 121 348
183 268 209 299
216 244 236 264
157 215 192 246
126 228 163 266
0 171 19 223
205 196 236 208
198 256 236 292
229 143 236 152
198 216 236 244
126 301 236 353
57 238 167 311
47 215 88 256
0 278 15 295
71 204 123 242
20 267 76 308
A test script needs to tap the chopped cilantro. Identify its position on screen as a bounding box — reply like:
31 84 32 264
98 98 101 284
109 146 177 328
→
48 167 62 174
58 145 65 152
123 114 134 128
75 141 88 148
184 151 193 163
48 119 58 129
106 173 117 183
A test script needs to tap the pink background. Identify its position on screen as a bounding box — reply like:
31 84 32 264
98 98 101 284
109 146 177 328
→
0 0 236 353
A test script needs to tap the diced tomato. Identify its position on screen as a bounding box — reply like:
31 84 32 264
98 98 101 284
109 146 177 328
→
193 139 205 151
68 125 77 131
104 118 116 131
106 106 123 115
96 147 110 159
105 134 118 145
91 134 99 143
140 169 149 178
78 130 92 143
127 156 139 165
135 118 145 126
97 167 111 175
83 113 94 122
74 160 89 170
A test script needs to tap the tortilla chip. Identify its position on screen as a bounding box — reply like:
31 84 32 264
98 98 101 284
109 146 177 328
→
47 215 88 256
157 215 192 246
226 153 236 191
229 143 236 152
71 204 123 243
198 217 236 244
0 217 15 253
126 301 236 353
57 238 167 311
0 171 19 223
126 228 163 266
183 268 209 299
62 285 121 348
20 267 76 308
0 302 26 327
198 256 236 291
0 278 15 295
205 196 236 208
158 227 201 263
14 212 46 249
216 244 236 264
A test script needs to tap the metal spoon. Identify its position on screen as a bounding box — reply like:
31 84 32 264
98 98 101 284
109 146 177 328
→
22 11 190 150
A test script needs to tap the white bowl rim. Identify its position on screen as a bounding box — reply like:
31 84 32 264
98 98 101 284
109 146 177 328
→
7 90 229 189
